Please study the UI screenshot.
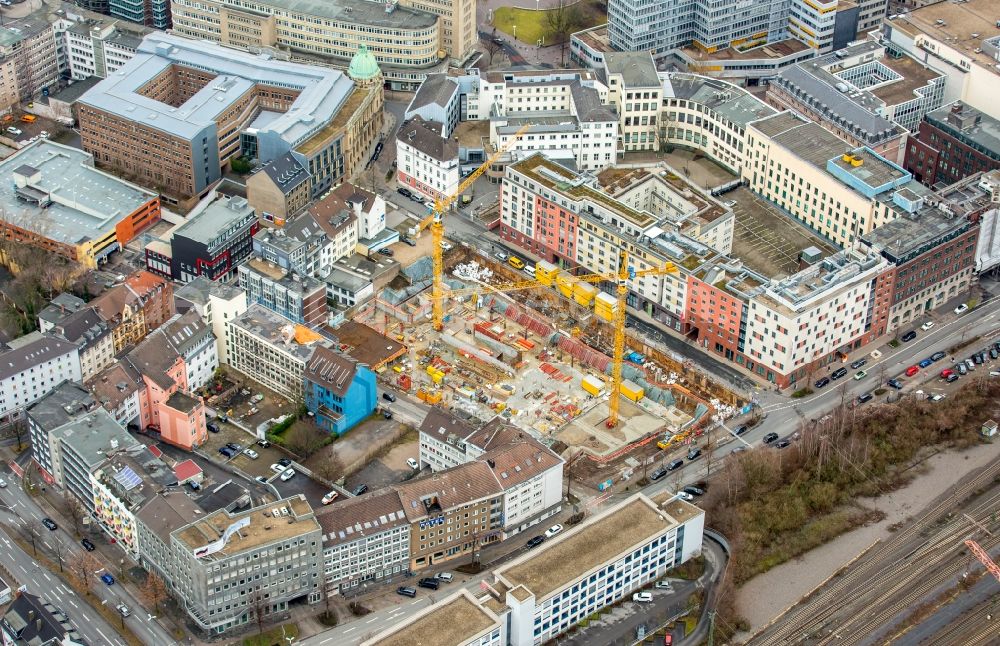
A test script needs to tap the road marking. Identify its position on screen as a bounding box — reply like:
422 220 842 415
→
69 600 78 609
410 599 421 605
96 629 111 644
42 572 51 582
343 627 357 634
366 617 377 624
321 639 333 644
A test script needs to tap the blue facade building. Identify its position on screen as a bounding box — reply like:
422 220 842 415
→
303 346 376 435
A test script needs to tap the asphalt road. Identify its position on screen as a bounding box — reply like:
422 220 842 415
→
0 483 178 645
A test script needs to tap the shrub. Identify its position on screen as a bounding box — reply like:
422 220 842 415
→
791 387 814 398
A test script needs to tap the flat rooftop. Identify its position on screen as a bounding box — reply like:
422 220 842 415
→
364 591 499 646
829 148 909 187
248 0 436 29
170 195 254 247
497 495 697 600
662 73 776 128
174 496 317 557
925 102 1000 157
872 54 942 106
680 37 810 62
230 304 320 361
890 0 1000 74
320 320 405 368
454 119 489 148
574 25 613 53
863 201 974 261
80 32 355 146
0 141 156 247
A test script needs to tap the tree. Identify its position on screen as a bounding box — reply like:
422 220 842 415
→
18 521 40 558
283 423 327 457
139 571 170 615
484 28 505 68
230 157 253 174
62 491 86 537
248 588 268 637
545 0 584 66
67 551 101 594
51 540 67 573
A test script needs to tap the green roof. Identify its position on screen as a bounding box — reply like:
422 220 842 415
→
348 45 381 81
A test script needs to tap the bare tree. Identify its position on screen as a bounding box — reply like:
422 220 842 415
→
51 540 67 573
19 521 40 558
484 28 505 68
703 434 718 477
545 0 584 66
67 551 101 594
139 571 170 615
283 423 327 457
248 588 268 637
876 362 888 389
62 491 86 537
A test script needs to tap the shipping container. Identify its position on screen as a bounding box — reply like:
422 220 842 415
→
573 281 598 306
582 375 605 396
557 273 578 298
620 379 644 402
536 260 559 286
594 291 617 321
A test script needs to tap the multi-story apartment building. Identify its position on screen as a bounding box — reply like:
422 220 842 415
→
0 334 81 423
90 271 174 354
904 102 1000 187
742 111 916 247
169 0 448 90
85 360 144 428
316 489 411 596
884 1 1000 119
26 381 98 483
660 72 777 174
225 304 322 399
78 33 382 205
303 346 376 435
767 41 945 163
238 259 328 327
175 278 248 366
38 293 86 333
161 310 218 391
61 15 150 80
0 12 60 110
397 117 461 201
311 183 381 248
161 496 323 635
0 141 161 268
604 52 662 153
50 308 114 381
366 493 704 646
246 154 312 222
146 194 259 283
861 189 978 330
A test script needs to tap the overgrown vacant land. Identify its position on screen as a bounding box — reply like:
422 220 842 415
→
705 379 1000 635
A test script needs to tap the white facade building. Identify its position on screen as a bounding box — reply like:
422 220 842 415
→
161 312 218 391
397 116 461 202
0 334 81 422
225 305 316 399
175 278 248 366
62 21 144 81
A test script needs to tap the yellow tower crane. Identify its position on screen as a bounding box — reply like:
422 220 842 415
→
410 124 530 332
441 250 677 428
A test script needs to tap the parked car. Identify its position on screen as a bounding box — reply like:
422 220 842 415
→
905 365 920 377
814 376 831 388
940 369 954 379
931 351 946 362
966 359 976 371
277 458 292 467
682 486 705 496
206 422 219 433
254 476 267 484
396 586 417 598
352 484 368 496
991 348 999 361
81 538 95 551
406 457 419 470
731 446 747 454
954 303 969 315
887 378 903 389
901 330 917 342
632 592 653 603
857 392 874 404
256 439 271 448
921 321 935 331
733 424 748 436
417 578 439 590
396 187 413 199
677 491 694 501
0 478 6 488
973 353 984 365
918 358 933 369
436 572 454 582
100 574 115 586
654 580 672 589
400 236 417 247
649 467 668 481
494 251 508 262
850 358 867 369
686 448 702 461
243 448 259 460
545 524 563 538
524 264 536 277
854 370 868 380
526 536 545 549
225 442 241 451
382 392 397 402
218 446 235 458
831 367 848 380
377 248 393 257
957 363 968 376
945 373 960 383
269 463 286 474
320 490 339 505
5 127 20 135
280 468 296 481
762 432 779 444
666 458 683 471
774 439 792 448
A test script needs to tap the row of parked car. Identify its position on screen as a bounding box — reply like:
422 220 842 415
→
396 572 454 597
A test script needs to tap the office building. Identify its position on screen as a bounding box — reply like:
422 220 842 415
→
603 52 662 153
78 33 382 204
238 258 328 327
175 278 248 366
362 589 503 646
303 346 376 435
0 11 60 110
0 334 81 424
110 0 171 29
316 489 411 596
62 13 151 80
26 382 98 483
145 194 259 283
0 141 161 268
90 271 175 353
246 154 311 222
163 496 323 635
170 0 451 90
767 41 945 163
225 304 323 399
884 1 1000 119
904 102 1000 187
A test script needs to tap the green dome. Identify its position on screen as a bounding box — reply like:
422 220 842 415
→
348 45 381 81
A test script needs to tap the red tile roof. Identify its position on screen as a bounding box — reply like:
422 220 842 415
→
174 459 202 481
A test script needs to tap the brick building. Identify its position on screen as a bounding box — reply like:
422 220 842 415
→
904 102 1000 188
90 271 174 353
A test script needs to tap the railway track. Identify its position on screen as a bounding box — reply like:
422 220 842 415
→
748 456 1000 646
914 599 1000 646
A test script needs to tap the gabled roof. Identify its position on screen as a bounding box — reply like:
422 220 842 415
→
394 461 502 522
174 459 202 481
53 307 111 350
397 116 457 162
256 153 310 195
305 346 360 397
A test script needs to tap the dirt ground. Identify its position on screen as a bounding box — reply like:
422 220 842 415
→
343 440 420 491
734 440 1000 633
303 417 413 482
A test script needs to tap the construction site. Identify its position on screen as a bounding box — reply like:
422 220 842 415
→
355 243 748 491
